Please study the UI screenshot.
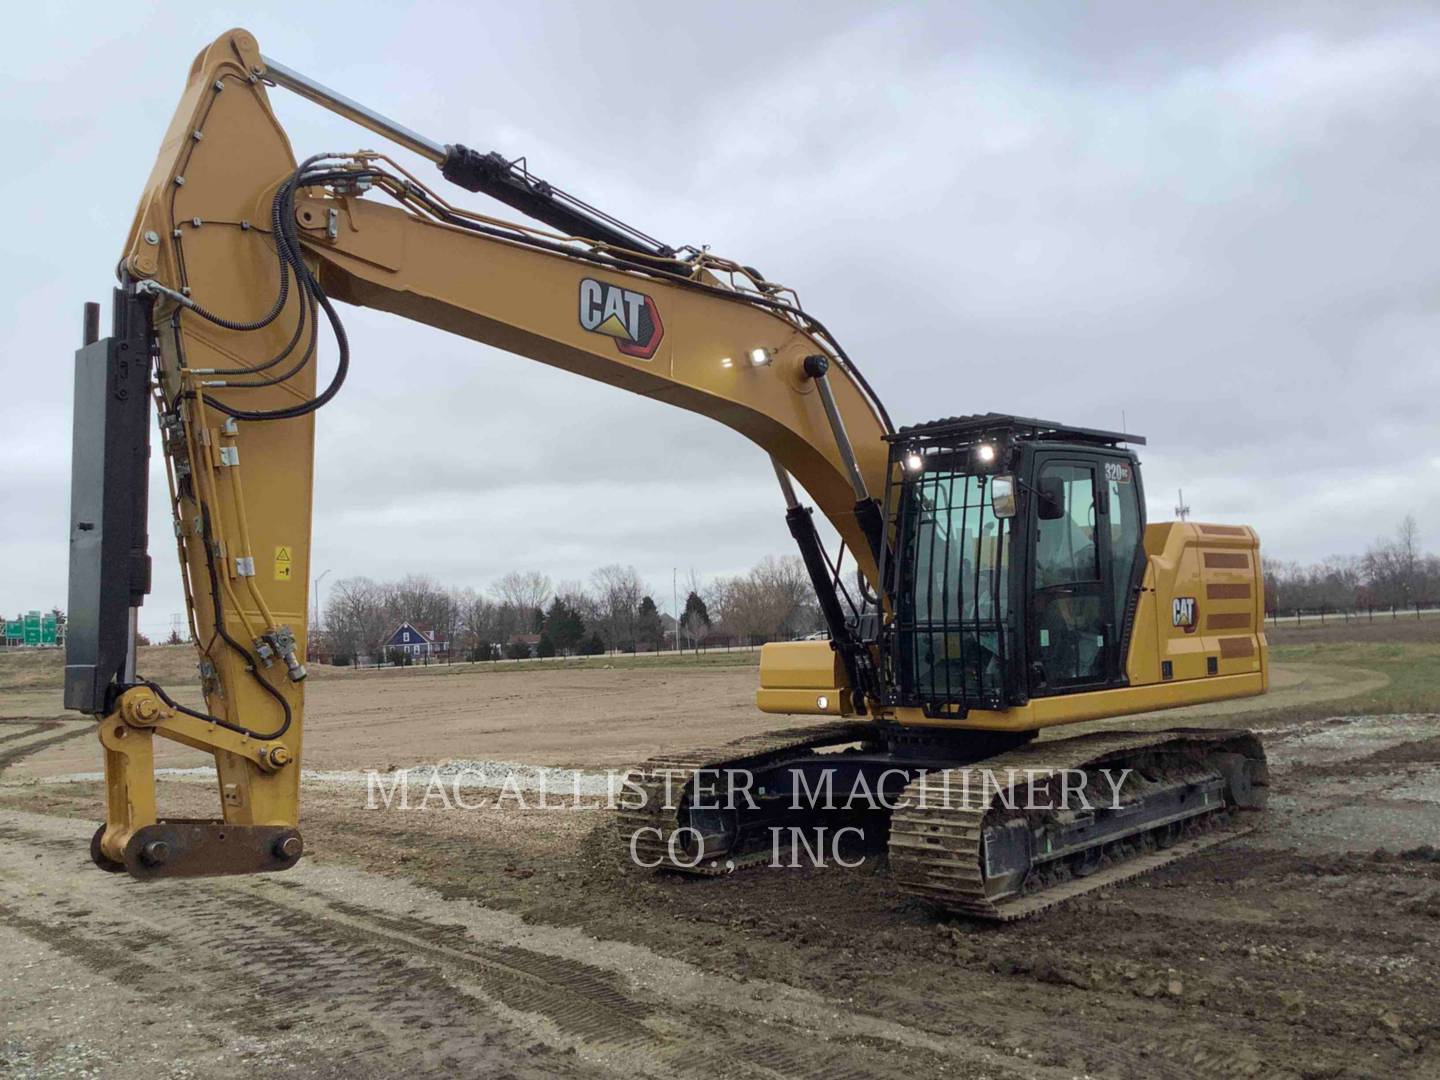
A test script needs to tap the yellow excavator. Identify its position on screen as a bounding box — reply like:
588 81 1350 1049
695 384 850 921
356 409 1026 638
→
66 29 1267 920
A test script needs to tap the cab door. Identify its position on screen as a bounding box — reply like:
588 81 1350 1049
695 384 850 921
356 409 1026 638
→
1024 451 1145 697
1027 457 1108 694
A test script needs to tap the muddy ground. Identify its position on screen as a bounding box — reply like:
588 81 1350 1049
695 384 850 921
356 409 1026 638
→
1 637 1438 1078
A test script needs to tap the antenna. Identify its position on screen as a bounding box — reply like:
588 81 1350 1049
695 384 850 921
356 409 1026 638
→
1175 488 1190 521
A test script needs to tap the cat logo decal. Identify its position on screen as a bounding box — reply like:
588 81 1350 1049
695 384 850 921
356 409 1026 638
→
1173 596 1198 632
578 278 664 360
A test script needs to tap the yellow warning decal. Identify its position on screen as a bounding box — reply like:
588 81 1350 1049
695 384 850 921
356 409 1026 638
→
274 545 293 581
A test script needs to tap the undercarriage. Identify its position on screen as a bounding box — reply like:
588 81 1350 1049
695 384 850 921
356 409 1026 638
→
615 723 1268 920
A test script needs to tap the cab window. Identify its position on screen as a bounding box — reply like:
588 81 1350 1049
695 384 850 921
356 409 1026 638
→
1106 464 1142 622
1032 462 1105 687
1035 463 1099 587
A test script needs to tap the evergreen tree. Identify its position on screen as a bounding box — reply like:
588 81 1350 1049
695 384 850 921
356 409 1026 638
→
681 590 711 649
542 597 586 654
636 596 663 650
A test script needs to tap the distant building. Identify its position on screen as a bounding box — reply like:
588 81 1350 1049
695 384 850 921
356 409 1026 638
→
384 621 450 660
508 633 542 658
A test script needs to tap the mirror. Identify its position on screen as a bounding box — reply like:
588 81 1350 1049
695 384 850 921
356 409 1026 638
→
990 475 1017 519
1037 475 1066 520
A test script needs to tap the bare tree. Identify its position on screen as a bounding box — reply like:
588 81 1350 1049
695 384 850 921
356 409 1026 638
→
386 575 450 630
1262 518 1440 615
455 589 500 659
493 571 552 615
491 602 522 649
325 577 392 662
591 564 646 651
1364 516 1424 608
754 555 817 636
709 556 818 643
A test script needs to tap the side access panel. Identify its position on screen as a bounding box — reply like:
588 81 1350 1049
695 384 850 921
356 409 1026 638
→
1131 522 1266 687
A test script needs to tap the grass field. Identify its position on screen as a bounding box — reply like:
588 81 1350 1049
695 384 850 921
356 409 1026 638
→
4 617 1437 717
1256 639 1440 719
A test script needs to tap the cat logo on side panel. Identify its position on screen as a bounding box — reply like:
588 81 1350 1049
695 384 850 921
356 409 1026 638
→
1173 596 1198 632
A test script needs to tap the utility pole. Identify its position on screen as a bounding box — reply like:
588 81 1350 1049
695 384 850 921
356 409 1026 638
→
313 568 333 634
672 567 680 653
1175 489 1190 521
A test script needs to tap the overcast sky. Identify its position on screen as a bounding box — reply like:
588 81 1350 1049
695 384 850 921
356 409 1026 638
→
5 1 1438 635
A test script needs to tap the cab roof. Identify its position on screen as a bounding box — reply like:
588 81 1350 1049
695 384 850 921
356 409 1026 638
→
888 412 1145 447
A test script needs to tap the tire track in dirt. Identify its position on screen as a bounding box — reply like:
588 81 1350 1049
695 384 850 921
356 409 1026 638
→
0 825 598 1078
239 872 1030 1078
0 721 92 773
0 808 1048 1080
0 719 62 746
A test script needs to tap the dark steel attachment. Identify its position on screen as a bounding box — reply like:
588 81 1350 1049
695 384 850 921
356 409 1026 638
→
103 819 305 880
65 290 153 714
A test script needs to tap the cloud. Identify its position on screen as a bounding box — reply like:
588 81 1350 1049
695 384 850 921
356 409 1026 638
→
3 2 1437 636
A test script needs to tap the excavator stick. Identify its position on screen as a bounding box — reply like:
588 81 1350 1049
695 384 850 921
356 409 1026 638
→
68 283 306 878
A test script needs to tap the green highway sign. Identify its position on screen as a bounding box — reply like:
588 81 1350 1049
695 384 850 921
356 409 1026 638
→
5 611 60 646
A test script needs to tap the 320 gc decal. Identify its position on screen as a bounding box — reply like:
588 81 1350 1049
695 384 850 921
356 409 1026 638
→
578 278 664 360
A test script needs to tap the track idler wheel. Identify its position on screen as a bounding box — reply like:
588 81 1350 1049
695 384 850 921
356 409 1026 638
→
1208 752 1266 809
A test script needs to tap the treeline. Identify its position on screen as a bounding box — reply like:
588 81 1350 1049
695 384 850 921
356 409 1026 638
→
1265 517 1438 614
322 556 823 664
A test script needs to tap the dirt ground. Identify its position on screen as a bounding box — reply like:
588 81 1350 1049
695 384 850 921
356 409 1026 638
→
0 642 1393 778
2 638 1438 1078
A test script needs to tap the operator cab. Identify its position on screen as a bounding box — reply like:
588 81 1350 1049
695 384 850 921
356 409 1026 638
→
880 413 1147 718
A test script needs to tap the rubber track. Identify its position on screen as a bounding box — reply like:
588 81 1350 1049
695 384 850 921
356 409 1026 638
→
614 720 878 874
889 728 1267 921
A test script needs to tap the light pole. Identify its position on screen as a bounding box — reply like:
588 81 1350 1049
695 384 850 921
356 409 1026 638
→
313 568 333 640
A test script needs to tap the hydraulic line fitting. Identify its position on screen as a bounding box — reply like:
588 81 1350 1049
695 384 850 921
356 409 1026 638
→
255 625 308 683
